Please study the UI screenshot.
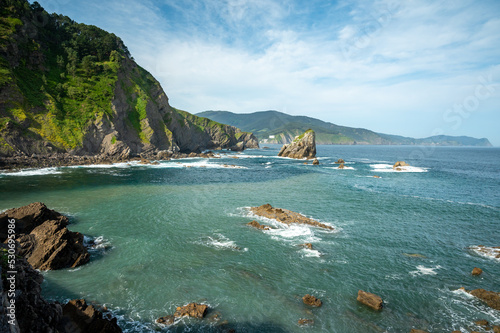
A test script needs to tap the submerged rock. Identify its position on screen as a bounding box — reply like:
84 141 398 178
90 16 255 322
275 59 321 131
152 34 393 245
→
298 318 314 326
247 220 271 230
357 290 383 311
299 243 313 250
157 315 175 325
472 267 483 276
58 299 122 333
250 204 334 231
278 130 316 159
302 294 322 307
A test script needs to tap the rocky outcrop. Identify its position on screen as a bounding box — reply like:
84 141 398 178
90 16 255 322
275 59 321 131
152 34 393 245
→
58 299 122 333
250 204 334 231
0 249 63 332
16 219 89 270
0 202 89 270
335 159 345 164
472 267 483 276
0 202 68 241
157 303 208 325
247 220 271 230
312 158 319 165
299 243 313 250
466 288 500 310
298 318 314 326
393 161 410 168
302 294 322 307
278 130 316 159
338 163 345 169
357 290 383 311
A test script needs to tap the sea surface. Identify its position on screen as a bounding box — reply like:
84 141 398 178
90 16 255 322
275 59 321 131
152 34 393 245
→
1 145 499 332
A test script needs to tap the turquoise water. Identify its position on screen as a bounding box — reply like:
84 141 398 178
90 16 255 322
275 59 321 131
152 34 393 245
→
1 145 499 332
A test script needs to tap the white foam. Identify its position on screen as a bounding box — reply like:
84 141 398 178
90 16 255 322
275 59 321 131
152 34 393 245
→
198 234 245 251
410 265 441 276
301 248 322 258
370 163 428 173
0 167 62 176
325 166 355 170
67 162 136 169
84 235 112 253
469 245 500 261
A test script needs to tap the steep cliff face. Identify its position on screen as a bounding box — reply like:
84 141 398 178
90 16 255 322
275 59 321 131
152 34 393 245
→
0 0 258 158
278 129 316 159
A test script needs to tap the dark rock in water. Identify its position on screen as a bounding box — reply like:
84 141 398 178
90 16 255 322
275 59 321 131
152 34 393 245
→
475 319 489 326
247 220 271 230
298 318 314 326
16 219 89 270
299 243 313 250
0 202 68 241
373 175 381 178
312 158 319 165
335 159 345 164
302 294 322 307
174 303 208 319
250 204 334 231
357 290 383 311
338 163 345 169
0 251 62 332
409 330 429 333
472 267 483 276
393 161 410 168
278 130 316 159
58 299 122 333
467 288 500 310
157 315 175 325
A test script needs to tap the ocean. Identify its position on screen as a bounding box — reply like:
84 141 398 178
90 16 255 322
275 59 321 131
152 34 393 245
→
1 145 499 332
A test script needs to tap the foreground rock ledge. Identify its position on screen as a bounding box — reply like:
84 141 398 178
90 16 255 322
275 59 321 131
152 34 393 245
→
357 290 383 311
250 204 334 231
461 288 500 311
0 202 89 270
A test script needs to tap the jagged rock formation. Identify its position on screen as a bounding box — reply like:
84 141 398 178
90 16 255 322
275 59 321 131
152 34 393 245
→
0 0 258 162
302 294 322 307
278 129 316 159
157 303 208 325
58 299 122 333
250 204 333 230
246 220 272 230
465 288 500 311
0 202 89 270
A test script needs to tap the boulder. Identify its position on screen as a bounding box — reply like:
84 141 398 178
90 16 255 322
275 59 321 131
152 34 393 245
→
58 299 122 333
299 243 313 250
335 159 345 164
472 267 483 276
247 220 271 230
338 163 345 169
0 202 69 241
250 204 334 231
357 290 383 311
302 294 322 307
174 303 208 319
468 289 500 310
16 219 89 270
393 161 409 168
312 158 319 165
278 130 316 159
373 175 381 178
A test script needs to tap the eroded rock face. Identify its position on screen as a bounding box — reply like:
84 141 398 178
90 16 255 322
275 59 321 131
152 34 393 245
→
58 299 122 333
302 295 322 307
357 290 383 311
468 289 500 311
278 130 316 159
0 252 62 333
250 204 334 231
0 202 68 241
17 219 89 270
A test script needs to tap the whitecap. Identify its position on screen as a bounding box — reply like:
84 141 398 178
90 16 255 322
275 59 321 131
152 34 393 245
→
198 234 244 251
301 248 322 258
84 235 112 253
410 265 441 276
370 163 428 173
325 166 356 170
0 167 62 176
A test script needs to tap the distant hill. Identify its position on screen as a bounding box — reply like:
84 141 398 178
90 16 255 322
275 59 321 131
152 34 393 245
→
197 110 492 147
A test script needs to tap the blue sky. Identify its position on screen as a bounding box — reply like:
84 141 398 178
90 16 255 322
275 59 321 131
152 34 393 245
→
35 0 500 145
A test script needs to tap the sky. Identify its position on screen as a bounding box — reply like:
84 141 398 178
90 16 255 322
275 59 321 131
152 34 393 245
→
34 0 500 145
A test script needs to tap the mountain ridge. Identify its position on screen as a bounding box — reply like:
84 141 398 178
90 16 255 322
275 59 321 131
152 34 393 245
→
0 0 258 160
197 110 492 147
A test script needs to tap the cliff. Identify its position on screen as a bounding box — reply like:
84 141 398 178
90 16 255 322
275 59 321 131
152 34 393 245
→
0 0 258 160
278 129 316 159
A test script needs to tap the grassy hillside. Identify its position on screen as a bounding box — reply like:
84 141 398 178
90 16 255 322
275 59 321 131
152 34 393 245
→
197 111 492 146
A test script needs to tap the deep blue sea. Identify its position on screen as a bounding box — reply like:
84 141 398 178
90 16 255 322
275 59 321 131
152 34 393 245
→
1 145 499 332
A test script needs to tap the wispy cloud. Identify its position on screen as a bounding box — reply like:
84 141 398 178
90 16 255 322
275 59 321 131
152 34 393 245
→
38 0 500 144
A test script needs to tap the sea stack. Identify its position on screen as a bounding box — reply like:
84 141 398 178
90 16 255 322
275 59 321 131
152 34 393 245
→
278 129 316 159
